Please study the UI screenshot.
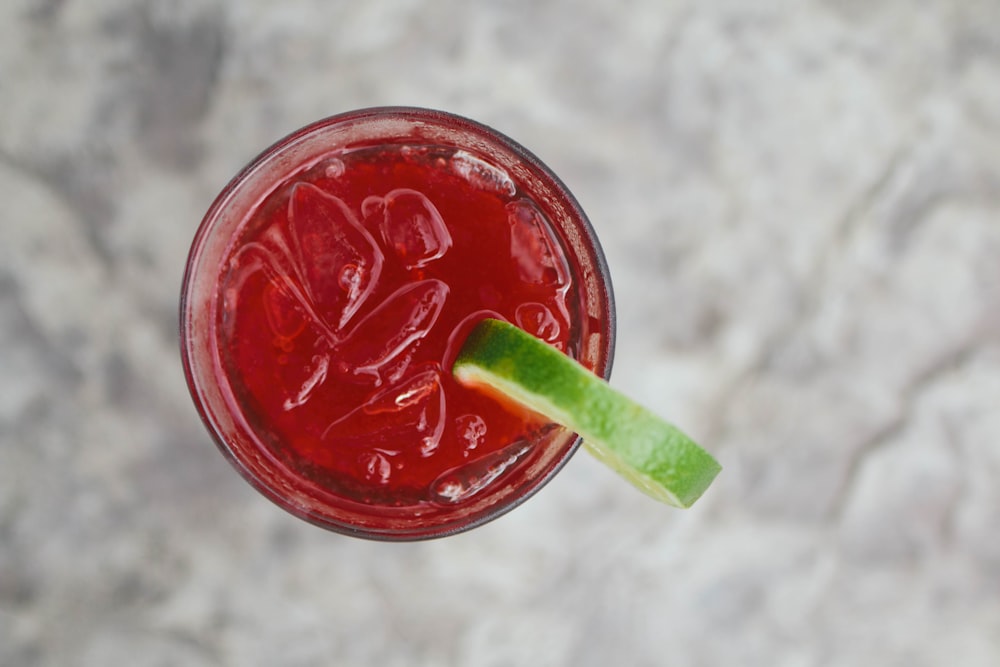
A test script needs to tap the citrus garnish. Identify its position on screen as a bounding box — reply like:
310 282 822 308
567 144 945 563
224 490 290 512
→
452 318 721 507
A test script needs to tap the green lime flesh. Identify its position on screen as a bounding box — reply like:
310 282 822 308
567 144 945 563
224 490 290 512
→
452 319 721 508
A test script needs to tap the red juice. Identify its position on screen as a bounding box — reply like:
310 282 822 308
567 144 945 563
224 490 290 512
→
181 108 615 539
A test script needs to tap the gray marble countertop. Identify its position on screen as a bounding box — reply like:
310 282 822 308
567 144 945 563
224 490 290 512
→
3 1 999 665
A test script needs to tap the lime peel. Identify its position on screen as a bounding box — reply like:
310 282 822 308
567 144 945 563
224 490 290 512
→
452 318 721 508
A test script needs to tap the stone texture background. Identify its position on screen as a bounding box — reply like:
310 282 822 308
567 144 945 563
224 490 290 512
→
3 1 1000 665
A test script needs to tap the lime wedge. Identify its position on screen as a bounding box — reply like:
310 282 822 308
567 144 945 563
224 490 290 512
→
452 318 721 508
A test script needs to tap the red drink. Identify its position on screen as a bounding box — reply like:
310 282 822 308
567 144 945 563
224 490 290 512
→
181 108 614 539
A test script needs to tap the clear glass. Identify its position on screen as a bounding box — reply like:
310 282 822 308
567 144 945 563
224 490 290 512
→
180 107 615 540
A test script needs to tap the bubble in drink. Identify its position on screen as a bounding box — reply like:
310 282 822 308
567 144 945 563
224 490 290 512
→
322 156 346 178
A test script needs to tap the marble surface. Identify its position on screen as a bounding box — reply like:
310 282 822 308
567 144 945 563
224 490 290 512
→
3 1 1000 665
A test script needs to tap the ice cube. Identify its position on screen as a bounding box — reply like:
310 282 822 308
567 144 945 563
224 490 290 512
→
400 144 451 166
281 353 330 411
359 450 393 485
227 242 335 342
221 244 333 411
450 150 516 197
360 195 385 228
321 365 446 459
428 439 533 504
506 199 571 287
377 188 453 269
262 277 308 340
514 302 562 343
336 278 449 385
287 183 384 331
